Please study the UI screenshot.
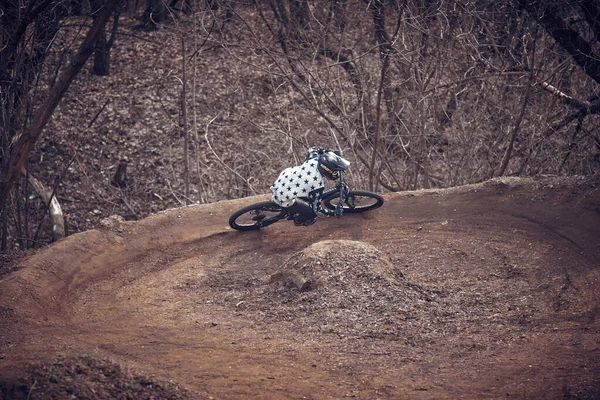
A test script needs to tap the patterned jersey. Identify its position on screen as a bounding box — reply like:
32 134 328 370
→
271 158 324 207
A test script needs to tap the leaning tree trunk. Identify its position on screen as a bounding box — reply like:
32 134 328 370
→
22 169 65 242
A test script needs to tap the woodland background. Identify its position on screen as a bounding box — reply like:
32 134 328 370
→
1 0 599 252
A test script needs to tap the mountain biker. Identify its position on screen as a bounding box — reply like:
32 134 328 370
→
271 147 350 226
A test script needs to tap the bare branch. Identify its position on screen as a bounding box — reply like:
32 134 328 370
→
538 81 592 111
204 116 257 195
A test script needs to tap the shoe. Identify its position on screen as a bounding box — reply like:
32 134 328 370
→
294 216 316 227
303 217 316 226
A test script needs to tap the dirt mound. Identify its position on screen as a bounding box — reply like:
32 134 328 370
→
1 356 199 400
200 239 446 346
269 239 404 290
200 240 424 339
262 240 421 337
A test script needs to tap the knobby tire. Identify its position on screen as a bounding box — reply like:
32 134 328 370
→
228 201 285 231
322 190 384 213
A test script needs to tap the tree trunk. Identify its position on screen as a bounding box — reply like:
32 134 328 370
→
181 38 190 203
93 26 110 76
91 0 121 76
520 0 600 85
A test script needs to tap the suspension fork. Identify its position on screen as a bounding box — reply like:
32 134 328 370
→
335 173 349 217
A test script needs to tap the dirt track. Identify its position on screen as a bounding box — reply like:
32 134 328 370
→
1 176 599 399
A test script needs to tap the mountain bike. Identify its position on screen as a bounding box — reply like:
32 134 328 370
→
228 171 384 231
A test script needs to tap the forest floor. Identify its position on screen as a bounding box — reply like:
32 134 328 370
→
1 175 599 399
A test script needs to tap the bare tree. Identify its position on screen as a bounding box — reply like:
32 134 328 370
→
0 0 120 249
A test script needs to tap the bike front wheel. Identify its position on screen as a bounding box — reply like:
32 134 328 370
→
228 201 286 231
321 190 384 213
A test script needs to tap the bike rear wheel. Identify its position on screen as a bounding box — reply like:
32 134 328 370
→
229 201 286 231
322 190 384 213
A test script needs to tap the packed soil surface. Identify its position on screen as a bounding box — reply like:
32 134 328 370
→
1 176 599 399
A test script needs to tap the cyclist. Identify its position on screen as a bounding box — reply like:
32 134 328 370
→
271 147 350 226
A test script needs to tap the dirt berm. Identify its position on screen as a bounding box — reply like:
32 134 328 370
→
1 176 599 399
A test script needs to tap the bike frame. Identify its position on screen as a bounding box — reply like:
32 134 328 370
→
281 171 350 222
